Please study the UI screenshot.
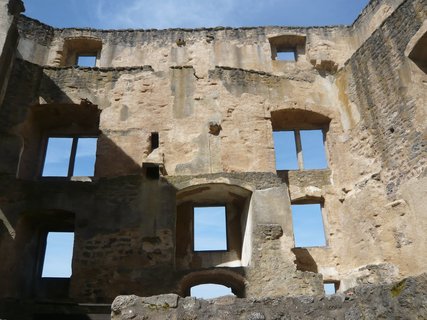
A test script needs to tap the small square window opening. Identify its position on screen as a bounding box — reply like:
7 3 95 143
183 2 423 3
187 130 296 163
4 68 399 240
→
194 206 227 251
324 282 339 295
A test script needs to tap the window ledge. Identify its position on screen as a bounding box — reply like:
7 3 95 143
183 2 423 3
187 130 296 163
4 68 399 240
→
39 176 95 182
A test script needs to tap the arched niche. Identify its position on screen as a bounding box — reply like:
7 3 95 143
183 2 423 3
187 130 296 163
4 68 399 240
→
271 108 331 131
175 183 252 270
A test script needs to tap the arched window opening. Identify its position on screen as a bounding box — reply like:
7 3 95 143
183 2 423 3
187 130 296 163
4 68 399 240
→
178 270 246 298
190 283 234 299
176 183 252 269
271 109 330 171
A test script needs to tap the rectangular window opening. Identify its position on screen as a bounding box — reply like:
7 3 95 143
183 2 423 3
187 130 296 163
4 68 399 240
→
291 203 326 247
42 137 97 178
300 130 327 169
76 55 97 67
273 129 327 170
42 138 73 177
276 50 296 61
324 282 339 295
194 206 227 252
41 232 74 278
273 131 298 170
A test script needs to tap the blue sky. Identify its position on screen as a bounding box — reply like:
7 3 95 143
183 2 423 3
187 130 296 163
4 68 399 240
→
23 0 369 29
42 137 97 177
42 232 74 277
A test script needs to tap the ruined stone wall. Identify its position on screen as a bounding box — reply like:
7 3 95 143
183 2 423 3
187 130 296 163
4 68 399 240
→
0 0 426 319
17 16 354 73
110 273 427 320
0 0 23 106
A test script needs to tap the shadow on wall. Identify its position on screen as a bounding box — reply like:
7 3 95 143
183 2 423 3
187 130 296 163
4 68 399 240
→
291 248 318 273
0 58 144 179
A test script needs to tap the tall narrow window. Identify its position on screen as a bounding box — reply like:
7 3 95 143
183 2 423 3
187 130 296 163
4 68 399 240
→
300 130 327 169
42 137 97 178
42 138 73 177
273 131 298 170
291 203 326 247
42 232 74 278
193 206 227 251
273 129 327 170
190 284 234 299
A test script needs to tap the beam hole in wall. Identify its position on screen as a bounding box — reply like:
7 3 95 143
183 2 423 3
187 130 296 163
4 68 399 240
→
41 137 97 178
190 283 234 299
145 164 160 180
194 206 227 251
151 132 159 151
291 203 326 247
41 232 74 278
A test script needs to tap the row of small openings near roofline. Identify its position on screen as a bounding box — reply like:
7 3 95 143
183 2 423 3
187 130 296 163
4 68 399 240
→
40 132 159 179
62 34 304 66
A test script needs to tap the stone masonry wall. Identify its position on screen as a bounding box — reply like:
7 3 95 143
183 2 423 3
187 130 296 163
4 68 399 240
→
111 273 427 320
